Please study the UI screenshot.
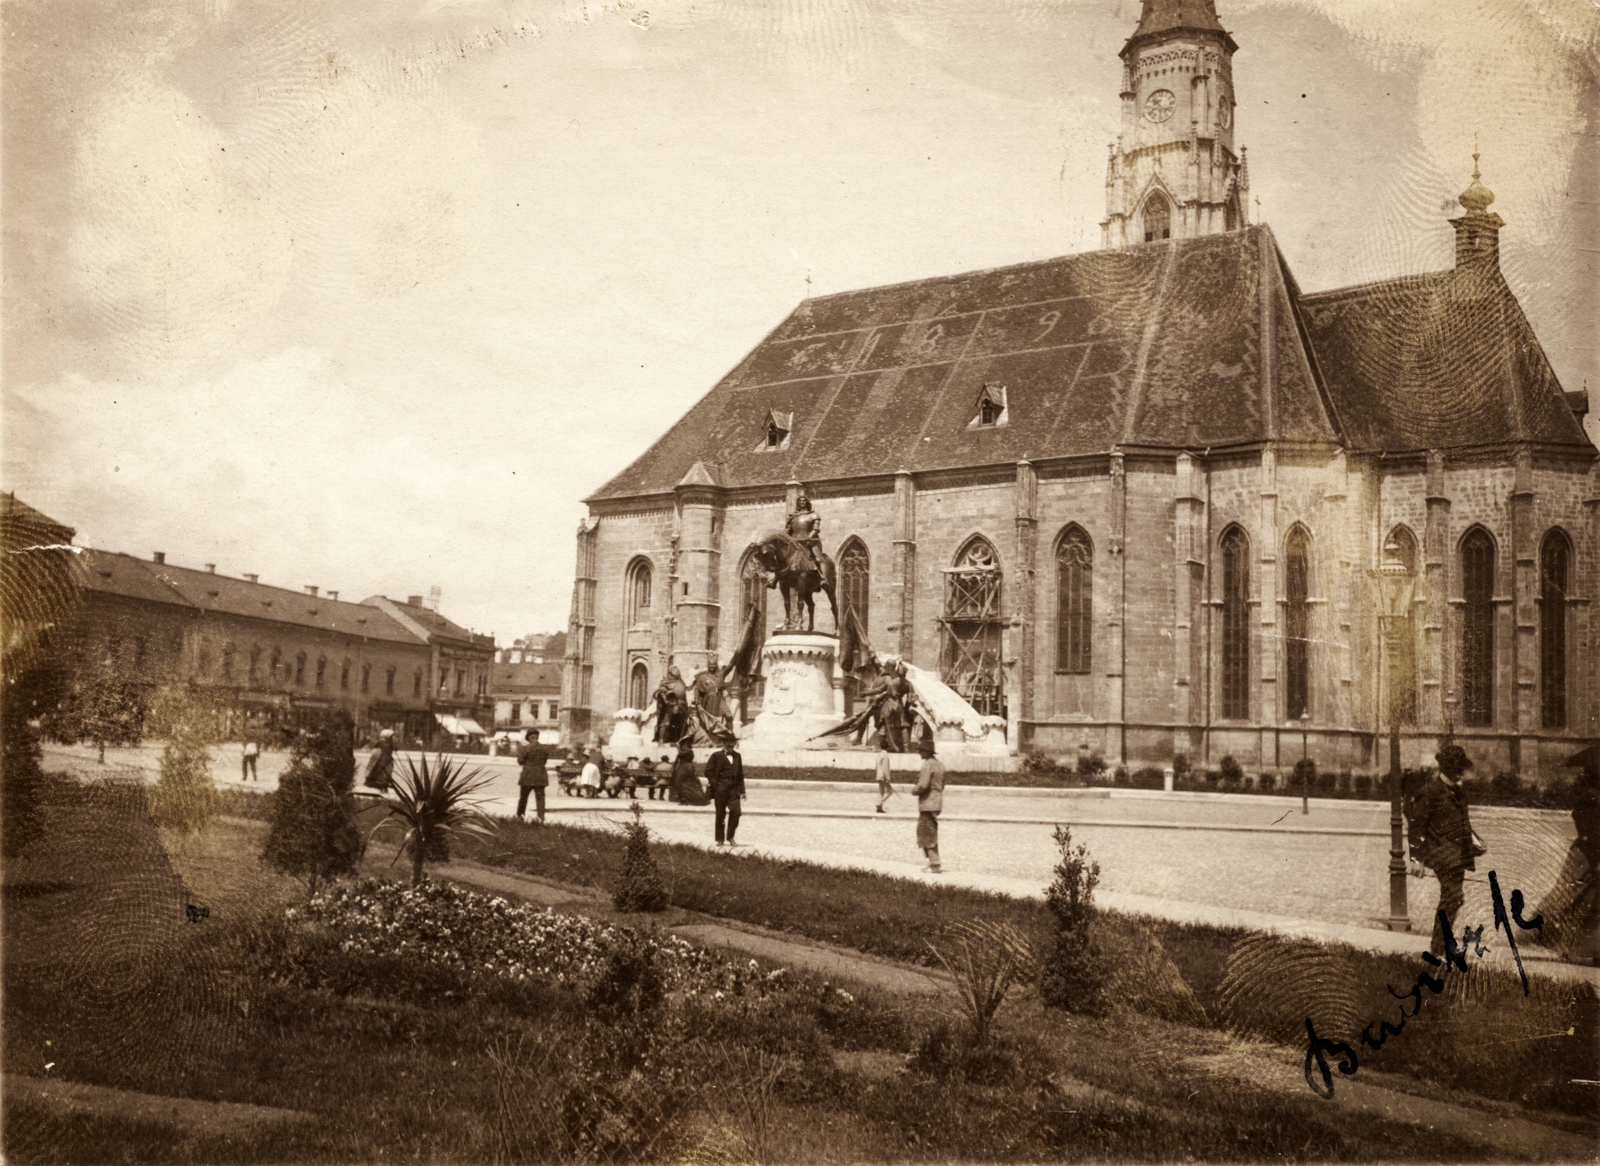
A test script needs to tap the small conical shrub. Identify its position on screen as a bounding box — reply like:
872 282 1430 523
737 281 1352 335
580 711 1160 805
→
1038 823 1107 1013
263 711 362 892
613 802 669 913
149 726 218 834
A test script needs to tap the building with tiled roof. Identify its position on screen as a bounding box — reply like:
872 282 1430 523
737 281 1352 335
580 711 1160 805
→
362 595 496 738
488 659 563 741
52 548 435 742
563 1 1597 780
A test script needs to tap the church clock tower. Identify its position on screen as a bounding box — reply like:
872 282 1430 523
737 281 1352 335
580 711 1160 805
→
1101 0 1248 248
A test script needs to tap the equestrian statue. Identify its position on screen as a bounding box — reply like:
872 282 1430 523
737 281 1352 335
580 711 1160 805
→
746 489 838 633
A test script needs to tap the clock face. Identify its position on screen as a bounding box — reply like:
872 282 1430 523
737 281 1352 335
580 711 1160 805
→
1144 89 1176 122
1217 99 1232 128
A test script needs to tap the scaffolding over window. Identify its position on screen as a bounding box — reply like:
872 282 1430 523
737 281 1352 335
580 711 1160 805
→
939 537 1005 719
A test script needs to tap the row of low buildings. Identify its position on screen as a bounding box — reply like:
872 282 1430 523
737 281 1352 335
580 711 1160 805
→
7 494 557 747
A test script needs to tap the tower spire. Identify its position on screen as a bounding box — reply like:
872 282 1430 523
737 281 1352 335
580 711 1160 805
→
1101 2 1245 247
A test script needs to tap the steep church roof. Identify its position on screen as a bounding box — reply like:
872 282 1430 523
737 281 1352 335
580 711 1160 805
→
589 225 1337 501
1300 269 1590 454
1122 0 1232 54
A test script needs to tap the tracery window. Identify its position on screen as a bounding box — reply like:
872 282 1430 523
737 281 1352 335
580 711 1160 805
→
626 559 652 625
1056 525 1092 675
1142 192 1172 242
1220 526 1250 719
1386 526 1419 725
941 537 1004 718
1284 526 1310 721
1461 528 1496 727
838 539 871 711
629 661 650 711
1541 529 1570 730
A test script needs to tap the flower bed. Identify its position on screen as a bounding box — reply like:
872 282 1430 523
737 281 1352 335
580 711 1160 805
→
293 877 789 1002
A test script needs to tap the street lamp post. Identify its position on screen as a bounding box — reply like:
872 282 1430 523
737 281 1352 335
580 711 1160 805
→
1371 539 1415 933
1300 711 1310 815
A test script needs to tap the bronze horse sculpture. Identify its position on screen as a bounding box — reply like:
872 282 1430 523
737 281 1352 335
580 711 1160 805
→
748 532 838 633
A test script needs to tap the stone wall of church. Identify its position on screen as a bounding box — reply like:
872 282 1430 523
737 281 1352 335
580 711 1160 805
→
576 450 1595 782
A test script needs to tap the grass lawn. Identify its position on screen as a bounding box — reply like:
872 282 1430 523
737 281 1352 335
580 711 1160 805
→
4 775 1592 1163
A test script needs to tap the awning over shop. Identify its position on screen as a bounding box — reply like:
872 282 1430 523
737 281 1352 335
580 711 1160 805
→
434 714 487 737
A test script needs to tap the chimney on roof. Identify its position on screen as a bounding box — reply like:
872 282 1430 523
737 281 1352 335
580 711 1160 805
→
407 595 424 607
245 573 258 583
327 590 339 601
305 585 318 597
205 563 216 573
152 552 165 564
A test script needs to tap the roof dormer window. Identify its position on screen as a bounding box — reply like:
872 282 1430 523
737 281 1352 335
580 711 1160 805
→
969 383 1008 429
758 410 793 451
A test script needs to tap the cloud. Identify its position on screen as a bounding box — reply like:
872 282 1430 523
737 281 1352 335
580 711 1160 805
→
4 351 566 638
65 68 293 366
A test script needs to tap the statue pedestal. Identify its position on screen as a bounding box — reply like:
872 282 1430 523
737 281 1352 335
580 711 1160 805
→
747 632 840 749
606 708 650 760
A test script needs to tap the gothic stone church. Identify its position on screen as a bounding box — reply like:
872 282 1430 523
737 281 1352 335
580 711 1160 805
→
561 0 1597 780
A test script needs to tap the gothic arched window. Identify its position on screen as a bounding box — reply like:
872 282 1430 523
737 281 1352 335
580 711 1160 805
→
837 538 871 710
1220 526 1250 719
340 659 351 690
1056 525 1092 674
315 655 327 689
838 539 870 647
1142 192 1172 242
360 663 371 694
295 652 306 686
1284 525 1311 721
942 537 1004 717
1461 527 1496 727
628 661 650 711
1541 528 1571 730
626 558 652 626
1385 526 1419 725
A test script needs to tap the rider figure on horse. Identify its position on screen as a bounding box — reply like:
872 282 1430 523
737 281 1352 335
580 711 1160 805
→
786 490 824 574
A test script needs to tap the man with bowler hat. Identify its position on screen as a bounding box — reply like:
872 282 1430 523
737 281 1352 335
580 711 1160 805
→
515 730 549 822
912 736 944 873
1407 743 1484 954
705 730 745 847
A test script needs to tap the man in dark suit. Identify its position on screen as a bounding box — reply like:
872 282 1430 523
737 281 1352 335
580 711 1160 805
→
1407 744 1484 954
515 730 550 822
705 732 745 847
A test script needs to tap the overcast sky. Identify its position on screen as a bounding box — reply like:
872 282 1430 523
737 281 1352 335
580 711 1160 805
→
4 0 1597 643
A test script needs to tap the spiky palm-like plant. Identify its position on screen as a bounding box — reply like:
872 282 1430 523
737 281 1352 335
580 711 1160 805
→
926 919 1036 1045
372 753 497 885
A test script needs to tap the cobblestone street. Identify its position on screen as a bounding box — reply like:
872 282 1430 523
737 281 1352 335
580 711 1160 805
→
47 742 1579 945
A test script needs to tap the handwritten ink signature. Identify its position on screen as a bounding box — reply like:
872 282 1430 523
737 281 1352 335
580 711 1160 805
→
1303 872 1542 1098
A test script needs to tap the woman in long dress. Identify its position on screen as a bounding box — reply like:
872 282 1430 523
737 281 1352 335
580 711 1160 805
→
670 741 710 806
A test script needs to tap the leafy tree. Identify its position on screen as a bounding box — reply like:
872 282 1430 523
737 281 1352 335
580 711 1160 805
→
613 801 669 913
1 504 83 857
1038 823 1107 1013
373 752 495 885
263 710 363 892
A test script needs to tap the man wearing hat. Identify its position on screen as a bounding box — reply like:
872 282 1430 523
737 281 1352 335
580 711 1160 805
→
1407 743 1484 954
912 736 944 873
515 729 550 823
705 730 745 847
